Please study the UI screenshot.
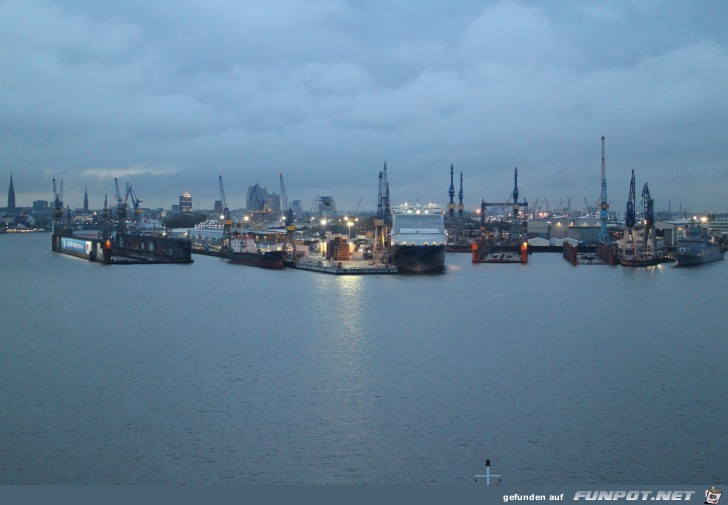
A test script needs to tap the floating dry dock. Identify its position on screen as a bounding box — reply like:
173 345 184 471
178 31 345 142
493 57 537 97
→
52 233 193 264
286 258 398 275
563 242 614 266
471 240 529 264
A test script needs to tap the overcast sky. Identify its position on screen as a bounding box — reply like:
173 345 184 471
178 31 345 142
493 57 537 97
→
1 0 727 215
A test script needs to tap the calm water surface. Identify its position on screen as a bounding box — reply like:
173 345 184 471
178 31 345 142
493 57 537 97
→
1 232 727 484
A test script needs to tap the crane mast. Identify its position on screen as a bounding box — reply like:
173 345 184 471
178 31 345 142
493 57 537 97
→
599 136 610 244
125 183 143 227
376 171 383 220
458 171 464 220
382 161 390 227
625 170 636 228
282 206 297 260
218 175 232 254
114 178 128 238
642 182 656 256
52 178 65 234
102 193 112 242
622 170 637 259
279 173 289 217
373 161 389 259
447 164 455 220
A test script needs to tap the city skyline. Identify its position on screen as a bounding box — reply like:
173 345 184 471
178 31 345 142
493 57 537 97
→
1 1 727 213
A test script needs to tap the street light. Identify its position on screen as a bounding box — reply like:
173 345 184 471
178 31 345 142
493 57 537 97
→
347 221 353 240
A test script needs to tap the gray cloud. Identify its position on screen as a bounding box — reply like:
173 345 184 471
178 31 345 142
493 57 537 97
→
1 0 726 215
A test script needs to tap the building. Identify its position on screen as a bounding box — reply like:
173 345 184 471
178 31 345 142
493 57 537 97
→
179 191 192 213
291 199 303 219
526 218 550 239
566 216 600 243
7 172 15 211
657 219 728 247
549 216 574 239
33 200 49 213
246 184 280 212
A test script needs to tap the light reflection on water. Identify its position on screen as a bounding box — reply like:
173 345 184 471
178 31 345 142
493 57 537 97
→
1 233 727 485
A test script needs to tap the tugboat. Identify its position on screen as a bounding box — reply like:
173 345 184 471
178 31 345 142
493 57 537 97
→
673 224 724 266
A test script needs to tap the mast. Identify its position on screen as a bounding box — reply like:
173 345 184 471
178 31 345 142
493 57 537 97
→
599 136 609 243
458 172 464 220
447 164 455 220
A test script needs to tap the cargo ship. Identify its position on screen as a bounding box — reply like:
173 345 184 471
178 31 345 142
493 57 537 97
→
389 204 447 273
672 224 724 266
228 234 285 269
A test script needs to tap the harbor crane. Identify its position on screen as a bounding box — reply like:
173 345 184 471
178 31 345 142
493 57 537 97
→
279 173 289 221
620 171 660 265
218 175 232 254
622 169 637 259
125 183 143 221
641 182 656 256
373 161 390 259
458 171 464 220
52 178 66 234
114 178 128 237
448 164 456 220
282 207 297 260
102 193 112 242
478 167 528 242
447 164 466 242
598 136 610 244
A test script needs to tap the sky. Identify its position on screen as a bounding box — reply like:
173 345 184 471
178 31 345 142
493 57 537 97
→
1 0 727 215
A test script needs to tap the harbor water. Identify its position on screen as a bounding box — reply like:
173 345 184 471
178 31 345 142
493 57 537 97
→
1 232 727 484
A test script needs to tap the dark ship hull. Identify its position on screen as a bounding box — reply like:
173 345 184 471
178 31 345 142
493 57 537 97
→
673 245 724 266
390 244 446 273
229 250 285 269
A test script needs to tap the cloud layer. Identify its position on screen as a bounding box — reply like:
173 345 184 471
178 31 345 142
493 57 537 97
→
1 0 727 214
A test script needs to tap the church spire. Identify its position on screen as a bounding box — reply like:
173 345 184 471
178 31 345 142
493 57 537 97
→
83 187 89 213
7 172 15 210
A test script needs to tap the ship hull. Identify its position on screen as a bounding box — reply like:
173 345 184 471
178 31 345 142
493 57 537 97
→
229 251 285 269
672 224 724 267
673 247 724 266
390 245 446 273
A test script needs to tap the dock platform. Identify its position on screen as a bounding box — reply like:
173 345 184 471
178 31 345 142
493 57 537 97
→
287 258 398 275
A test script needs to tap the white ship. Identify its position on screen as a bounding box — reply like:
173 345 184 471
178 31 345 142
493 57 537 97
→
389 204 447 273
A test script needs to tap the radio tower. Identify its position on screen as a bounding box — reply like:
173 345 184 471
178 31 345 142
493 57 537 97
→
599 136 609 244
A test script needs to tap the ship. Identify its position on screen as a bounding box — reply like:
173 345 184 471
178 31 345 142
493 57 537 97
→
228 234 285 269
672 224 724 266
389 204 447 273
